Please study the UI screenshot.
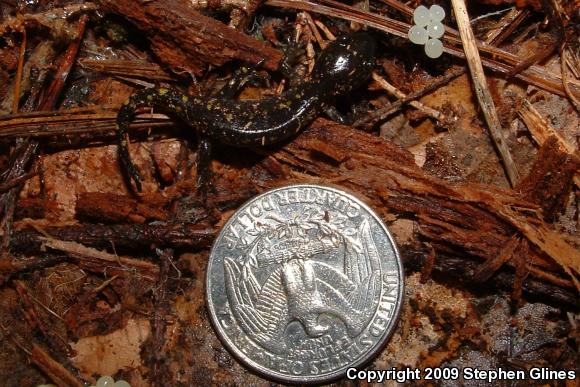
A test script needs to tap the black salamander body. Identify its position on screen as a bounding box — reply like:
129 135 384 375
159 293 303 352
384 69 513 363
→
117 32 376 191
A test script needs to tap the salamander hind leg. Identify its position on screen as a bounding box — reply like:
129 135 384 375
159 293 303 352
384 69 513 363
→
116 87 191 192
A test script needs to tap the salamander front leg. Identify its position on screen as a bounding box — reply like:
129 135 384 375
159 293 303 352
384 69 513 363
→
196 136 213 199
116 87 191 193
217 64 270 99
324 105 349 125
117 97 146 193
117 129 143 192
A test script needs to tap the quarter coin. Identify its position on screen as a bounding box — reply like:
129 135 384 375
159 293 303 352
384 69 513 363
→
206 184 404 383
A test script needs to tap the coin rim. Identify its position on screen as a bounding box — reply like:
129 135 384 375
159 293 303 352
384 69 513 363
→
206 184 405 384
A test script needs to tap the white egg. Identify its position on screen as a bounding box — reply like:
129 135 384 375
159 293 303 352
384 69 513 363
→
408 25 429 45
425 38 444 58
413 5 431 27
114 380 131 387
97 376 115 387
429 4 446 22
427 21 445 39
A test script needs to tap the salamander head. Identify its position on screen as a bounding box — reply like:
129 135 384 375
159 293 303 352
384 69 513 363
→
312 32 376 95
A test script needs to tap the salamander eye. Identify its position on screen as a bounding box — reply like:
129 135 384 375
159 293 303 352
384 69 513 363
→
408 4 446 58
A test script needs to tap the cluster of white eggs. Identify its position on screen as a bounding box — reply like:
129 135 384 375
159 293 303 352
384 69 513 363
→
38 376 130 387
408 4 446 58
88 376 131 387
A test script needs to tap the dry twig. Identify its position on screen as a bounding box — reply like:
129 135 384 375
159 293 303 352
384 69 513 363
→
450 0 519 186
354 68 465 127
41 238 160 282
371 72 451 124
12 29 26 114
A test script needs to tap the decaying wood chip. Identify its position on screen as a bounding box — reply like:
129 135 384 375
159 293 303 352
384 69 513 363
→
516 136 580 221
76 192 169 223
518 98 580 188
473 234 520 282
96 0 283 76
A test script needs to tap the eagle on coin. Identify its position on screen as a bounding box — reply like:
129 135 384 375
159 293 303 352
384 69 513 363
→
224 217 382 354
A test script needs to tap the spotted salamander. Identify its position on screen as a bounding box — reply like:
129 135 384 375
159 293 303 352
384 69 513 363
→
116 32 376 192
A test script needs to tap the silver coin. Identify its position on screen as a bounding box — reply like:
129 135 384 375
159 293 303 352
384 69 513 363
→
206 184 404 383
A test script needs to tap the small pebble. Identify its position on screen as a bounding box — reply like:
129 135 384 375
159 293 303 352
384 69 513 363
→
413 5 431 27
408 25 429 45
114 381 131 387
424 38 444 58
97 376 115 387
429 4 446 22
427 21 445 39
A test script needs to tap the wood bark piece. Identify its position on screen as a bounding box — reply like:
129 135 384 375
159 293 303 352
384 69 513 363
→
473 234 520 282
264 118 579 292
76 192 169 223
518 98 580 188
96 0 283 76
15 198 60 220
516 137 579 221
79 59 173 81
406 248 578 307
10 223 215 252
0 106 172 138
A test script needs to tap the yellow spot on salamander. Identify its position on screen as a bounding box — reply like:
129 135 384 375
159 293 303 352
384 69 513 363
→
182 95 189 102
146 95 153 102
159 88 169 95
